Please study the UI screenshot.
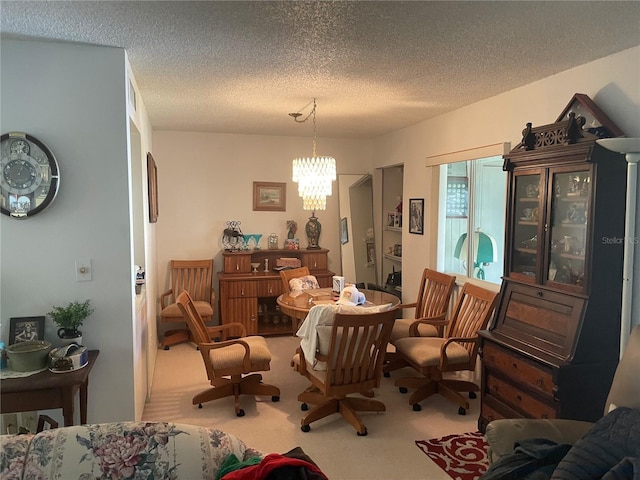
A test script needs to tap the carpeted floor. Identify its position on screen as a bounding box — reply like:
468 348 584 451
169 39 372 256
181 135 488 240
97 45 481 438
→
416 431 489 480
142 335 482 479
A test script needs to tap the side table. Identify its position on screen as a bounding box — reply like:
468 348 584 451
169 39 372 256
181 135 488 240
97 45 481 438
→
0 350 99 426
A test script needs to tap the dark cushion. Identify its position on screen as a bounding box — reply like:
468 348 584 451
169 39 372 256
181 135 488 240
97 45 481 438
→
551 407 640 480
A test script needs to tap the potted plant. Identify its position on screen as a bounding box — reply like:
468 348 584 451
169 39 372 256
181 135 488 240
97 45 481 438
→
48 300 94 345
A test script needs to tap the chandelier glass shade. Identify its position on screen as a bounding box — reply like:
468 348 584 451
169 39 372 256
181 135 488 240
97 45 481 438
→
292 155 336 210
291 98 336 211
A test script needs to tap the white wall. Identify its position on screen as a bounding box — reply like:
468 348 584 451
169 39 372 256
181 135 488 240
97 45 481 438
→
372 46 640 329
0 40 151 423
151 131 373 325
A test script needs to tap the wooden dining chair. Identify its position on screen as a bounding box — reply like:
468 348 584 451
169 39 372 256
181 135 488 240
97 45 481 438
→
159 259 215 349
279 266 312 293
292 307 397 435
176 290 280 416
393 282 497 414
384 268 456 375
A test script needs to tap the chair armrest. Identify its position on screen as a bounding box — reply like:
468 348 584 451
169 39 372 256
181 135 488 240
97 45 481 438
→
398 302 417 309
439 336 479 369
206 322 247 340
408 313 448 336
160 288 174 310
485 418 593 464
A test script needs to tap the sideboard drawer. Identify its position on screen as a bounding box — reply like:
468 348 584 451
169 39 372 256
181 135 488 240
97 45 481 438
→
485 372 557 419
301 253 328 270
257 279 283 297
483 343 554 397
225 281 257 298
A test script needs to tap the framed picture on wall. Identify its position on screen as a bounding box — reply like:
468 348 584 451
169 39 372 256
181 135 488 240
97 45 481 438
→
9 316 45 345
340 217 349 244
253 182 286 211
366 242 375 265
147 153 159 223
409 198 424 235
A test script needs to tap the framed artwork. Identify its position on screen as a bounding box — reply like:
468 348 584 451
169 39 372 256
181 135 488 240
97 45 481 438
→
340 217 349 244
253 182 286 211
366 241 375 265
147 153 158 223
9 316 45 345
409 198 424 235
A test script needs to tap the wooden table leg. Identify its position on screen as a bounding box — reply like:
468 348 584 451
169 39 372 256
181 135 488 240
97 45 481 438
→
80 379 88 424
62 387 75 426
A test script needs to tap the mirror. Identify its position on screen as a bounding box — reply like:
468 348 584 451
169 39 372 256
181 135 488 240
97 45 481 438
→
338 174 377 286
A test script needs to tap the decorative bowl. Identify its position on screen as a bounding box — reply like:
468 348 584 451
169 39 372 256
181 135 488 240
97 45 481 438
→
251 262 261 272
6 340 52 372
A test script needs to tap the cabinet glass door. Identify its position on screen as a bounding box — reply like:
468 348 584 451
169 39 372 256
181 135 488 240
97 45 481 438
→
510 172 542 282
547 168 590 292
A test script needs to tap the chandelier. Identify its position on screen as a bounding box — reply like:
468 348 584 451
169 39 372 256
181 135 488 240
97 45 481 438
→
290 98 336 211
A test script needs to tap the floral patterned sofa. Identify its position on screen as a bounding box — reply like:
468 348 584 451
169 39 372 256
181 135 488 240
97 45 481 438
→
0 421 261 480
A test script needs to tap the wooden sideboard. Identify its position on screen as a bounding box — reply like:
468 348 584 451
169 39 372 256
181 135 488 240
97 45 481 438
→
218 248 334 335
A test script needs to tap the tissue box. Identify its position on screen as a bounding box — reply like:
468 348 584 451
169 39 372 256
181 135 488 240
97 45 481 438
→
276 257 301 268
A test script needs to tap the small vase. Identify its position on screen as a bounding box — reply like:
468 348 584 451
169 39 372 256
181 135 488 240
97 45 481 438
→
58 328 83 346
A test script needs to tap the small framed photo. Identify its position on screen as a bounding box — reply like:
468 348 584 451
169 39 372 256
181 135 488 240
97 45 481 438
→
366 242 375 265
340 217 349 244
9 316 45 345
147 153 159 223
284 238 300 250
409 198 424 235
253 182 286 211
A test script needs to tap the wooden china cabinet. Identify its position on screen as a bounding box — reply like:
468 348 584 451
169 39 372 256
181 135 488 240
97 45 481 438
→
478 94 628 431
218 248 334 336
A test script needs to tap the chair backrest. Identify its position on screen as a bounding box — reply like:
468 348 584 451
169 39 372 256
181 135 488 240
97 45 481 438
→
320 309 396 396
604 324 640 414
169 259 213 303
175 290 211 344
445 282 498 368
413 268 456 320
280 266 311 293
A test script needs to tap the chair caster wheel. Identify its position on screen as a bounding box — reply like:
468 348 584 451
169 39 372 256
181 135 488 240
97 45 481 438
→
412 403 422 412
301 403 309 411
301 425 311 432
164 345 170 351
383 372 390 378
399 387 408 394
237 409 245 417
469 392 477 399
458 407 466 415
357 428 368 436
272 396 280 402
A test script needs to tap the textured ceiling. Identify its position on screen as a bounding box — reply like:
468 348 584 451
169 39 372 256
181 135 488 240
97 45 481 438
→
1 1 639 138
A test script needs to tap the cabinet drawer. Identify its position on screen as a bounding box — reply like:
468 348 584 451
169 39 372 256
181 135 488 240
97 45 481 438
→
257 279 283 297
483 343 554 397
301 253 327 270
223 255 251 273
485 373 557 419
225 281 257 298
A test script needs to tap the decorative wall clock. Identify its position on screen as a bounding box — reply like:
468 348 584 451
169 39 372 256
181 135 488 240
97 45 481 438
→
0 132 60 218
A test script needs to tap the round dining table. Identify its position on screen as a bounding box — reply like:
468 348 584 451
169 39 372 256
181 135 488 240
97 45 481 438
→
277 288 401 333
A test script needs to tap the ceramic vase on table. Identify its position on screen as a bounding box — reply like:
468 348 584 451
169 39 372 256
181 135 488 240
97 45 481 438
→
57 328 82 346
305 212 321 249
